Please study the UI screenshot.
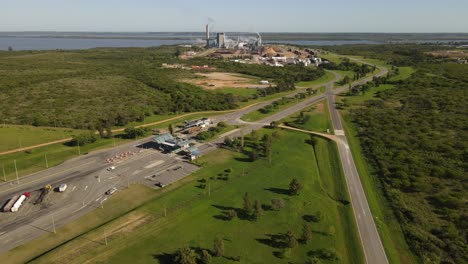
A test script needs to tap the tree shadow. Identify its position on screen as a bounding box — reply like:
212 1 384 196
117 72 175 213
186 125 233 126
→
303 214 320 223
264 187 290 196
255 233 287 249
152 252 174 263
212 204 250 221
234 157 253 163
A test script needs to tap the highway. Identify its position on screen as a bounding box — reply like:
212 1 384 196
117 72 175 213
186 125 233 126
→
0 62 389 264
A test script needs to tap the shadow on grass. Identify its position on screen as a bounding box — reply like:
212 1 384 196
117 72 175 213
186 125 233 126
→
212 204 252 221
152 252 174 264
255 233 288 249
264 187 290 196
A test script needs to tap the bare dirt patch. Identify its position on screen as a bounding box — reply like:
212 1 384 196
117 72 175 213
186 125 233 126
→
426 50 468 59
315 101 325 114
183 72 267 90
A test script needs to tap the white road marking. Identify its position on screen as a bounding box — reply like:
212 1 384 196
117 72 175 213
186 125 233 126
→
95 197 101 202
71 186 76 192
144 160 164 169
84 185 88 191
0 231 6 236
102 198 108 202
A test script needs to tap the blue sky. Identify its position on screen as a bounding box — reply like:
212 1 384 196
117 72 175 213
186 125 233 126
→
1 0 467 32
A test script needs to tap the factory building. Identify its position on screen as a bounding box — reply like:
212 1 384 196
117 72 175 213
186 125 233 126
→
153 133 194 153
217 33 225 48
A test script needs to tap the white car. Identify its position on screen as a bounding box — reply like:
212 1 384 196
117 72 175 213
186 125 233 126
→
58 184 68 192
107 166 116 171
106 187 117 195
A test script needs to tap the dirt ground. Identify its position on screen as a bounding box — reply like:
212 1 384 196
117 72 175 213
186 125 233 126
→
315 101 325 113
426 50 468 58
183 72 268 90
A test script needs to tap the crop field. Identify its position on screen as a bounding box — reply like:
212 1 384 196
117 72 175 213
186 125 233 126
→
7 129 364 264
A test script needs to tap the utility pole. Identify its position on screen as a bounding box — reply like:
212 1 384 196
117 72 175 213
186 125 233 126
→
2 165 6 182
14 160 19 184
164 206 167 217
113 138 116 148
104 229 108 246
100 199 104 209
242 168 245 177
52 214 56 234
77 144 81 155
45 154 49 168
208 183 211 197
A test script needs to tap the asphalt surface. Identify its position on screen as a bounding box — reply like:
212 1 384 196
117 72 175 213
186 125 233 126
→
0 63 389 263
326 63 390 264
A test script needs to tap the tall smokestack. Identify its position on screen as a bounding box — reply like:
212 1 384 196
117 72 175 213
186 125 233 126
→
206 24 210 48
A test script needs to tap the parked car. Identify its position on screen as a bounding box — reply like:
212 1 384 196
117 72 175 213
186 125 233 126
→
173 166 182 171
58 184 68 192
106 187 117 195
155 182 166 188
107 166 116 171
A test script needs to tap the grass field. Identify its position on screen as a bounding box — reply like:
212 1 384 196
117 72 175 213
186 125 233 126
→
0 125 84 152
337 84 395 108
296 71 335 88
9 129 364 264
389 66 415 81
281 100 333 134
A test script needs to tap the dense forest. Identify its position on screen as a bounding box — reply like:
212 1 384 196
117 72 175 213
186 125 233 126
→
0 46 323 129
343 45 467 263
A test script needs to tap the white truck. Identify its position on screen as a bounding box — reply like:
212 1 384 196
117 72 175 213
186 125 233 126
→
11 194 27 212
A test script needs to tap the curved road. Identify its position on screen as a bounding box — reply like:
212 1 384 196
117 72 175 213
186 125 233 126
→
1 60 389 264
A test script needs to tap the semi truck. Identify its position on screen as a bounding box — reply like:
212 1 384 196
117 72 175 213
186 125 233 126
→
10 192 30 213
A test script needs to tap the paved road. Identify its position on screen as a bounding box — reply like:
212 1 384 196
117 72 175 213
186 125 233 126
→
0 62 389 262
326 63 389 264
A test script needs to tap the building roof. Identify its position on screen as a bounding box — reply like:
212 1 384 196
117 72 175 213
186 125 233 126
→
153 133 174 144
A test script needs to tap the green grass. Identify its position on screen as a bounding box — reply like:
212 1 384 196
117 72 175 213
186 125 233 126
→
389 67 415 81
212 87 258 97
16 130 364 264
240 97 300 122
281 100 333 134
296 71 335 88
337 84 395 108
0 125 84 152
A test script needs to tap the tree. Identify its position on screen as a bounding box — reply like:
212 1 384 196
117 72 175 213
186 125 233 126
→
243 192 253 215
262 134 272 162
173 247 197 264
250 130 258 144
270 121 279 128
175 48 181 57
124 127 146 139
214 237 224 257
8 46 13 51
227 209 237 220
271 198 285 210
289 178 303 196
301 224 312 244
285 230 298 248
249 149 259 161
254 200 263 220
201 249 212 264
169 124 174 135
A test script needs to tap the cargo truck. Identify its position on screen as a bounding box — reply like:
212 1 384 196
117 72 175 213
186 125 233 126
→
3 195 19 212
10 192 30 212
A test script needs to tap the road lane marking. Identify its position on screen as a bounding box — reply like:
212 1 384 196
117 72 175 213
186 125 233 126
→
84 185 88 191
95 197 101 202
144 160 164 169
71 186 76 192
102 198 108 202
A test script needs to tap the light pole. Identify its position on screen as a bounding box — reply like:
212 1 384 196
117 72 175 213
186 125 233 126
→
2 165 6 182
77 144 81 155
104 229 108 246
45 154 49 168
14 160 19 184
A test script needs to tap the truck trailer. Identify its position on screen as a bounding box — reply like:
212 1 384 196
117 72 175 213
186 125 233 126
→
2 195 19 212
10 192 29 212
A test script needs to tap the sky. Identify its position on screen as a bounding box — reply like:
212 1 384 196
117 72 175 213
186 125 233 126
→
1 0 467 32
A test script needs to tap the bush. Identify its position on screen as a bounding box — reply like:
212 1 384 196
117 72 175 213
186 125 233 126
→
70 132 98 146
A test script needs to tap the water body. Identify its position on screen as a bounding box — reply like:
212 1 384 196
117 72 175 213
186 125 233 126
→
0 32 466 51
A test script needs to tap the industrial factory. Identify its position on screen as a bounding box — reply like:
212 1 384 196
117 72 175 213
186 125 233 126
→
204 24 263 53
191 24 324 68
